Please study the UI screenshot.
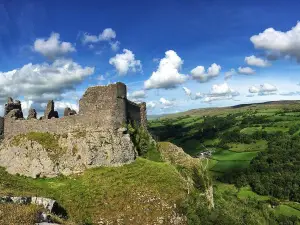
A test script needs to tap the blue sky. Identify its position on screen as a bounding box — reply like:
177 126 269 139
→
1 0 300 116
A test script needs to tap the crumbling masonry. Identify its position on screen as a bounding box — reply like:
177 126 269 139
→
2 82 147 138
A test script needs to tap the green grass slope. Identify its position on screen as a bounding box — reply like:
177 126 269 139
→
0 158 189 224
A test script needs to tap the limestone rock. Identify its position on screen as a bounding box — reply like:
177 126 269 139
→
44 100 59 119
11 196 31 204
32 197 58 213
27 108 37 119
0 128 136 178
64 107 77 116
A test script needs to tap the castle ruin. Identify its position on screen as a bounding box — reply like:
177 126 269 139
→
0 82 147 178
2 82 147 139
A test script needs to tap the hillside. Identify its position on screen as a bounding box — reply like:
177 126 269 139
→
154 100 300 119
149 101 300 224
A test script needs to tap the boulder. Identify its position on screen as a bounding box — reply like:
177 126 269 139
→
27 108 37 119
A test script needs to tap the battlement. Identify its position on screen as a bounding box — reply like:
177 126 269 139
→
2 82 147 139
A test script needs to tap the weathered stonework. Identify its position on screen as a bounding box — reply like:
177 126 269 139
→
43 100 59 119
4 97 23 118
64 107 77 116
0 82 147 177
27 108 37 120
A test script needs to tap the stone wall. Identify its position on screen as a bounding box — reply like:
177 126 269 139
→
4 112 114 139
79 82 127 127
127 100 141 125
139 102 147 128
3 82 147 139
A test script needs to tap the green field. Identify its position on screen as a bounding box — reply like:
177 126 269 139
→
237 186 270 201
149 100 300 222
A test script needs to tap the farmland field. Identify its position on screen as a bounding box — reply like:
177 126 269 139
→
149 100 300 221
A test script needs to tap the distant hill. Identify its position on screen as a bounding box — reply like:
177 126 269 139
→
150 100 300 119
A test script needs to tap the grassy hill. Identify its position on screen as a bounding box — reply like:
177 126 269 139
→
149 100 300 224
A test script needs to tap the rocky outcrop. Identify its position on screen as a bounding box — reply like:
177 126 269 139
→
0 127 136 178
63 107 77 116
28 108 37 119
0 196 67 223
44 100 59 119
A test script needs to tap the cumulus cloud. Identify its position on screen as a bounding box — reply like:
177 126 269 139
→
159 97 175 108
225 69 236 80
204 83 239 102
82 28 116 44
144 50 188 89
191 63 221 82
109 49 142 75
33 32 76 59
248 83 277 95
238 66 255 75
245 55 271 67
131 90 146 99
250 22 300 62
260 83 277 92
0 59 94 104
55 101 79 113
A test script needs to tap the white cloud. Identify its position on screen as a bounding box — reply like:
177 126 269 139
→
195 92 203 100
191 66 205 77
250 22 300 61
248 83 277 95
55 101 79 113
110 41 120 51
191 63 221 82
207 63 221 76
147 101 156 109
33 32 76 59
249 86 260 93
238 66 255 75
210 83 234 96
109 49 142 75
260 83 277 92
131 90 146 99
99 28 116 41
144 50 188 89
183 87 192 97
82 28 117 44
245 55 271 67
225 69 236 80
159 97 175 108
0 59 94 104
203 83 239 102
